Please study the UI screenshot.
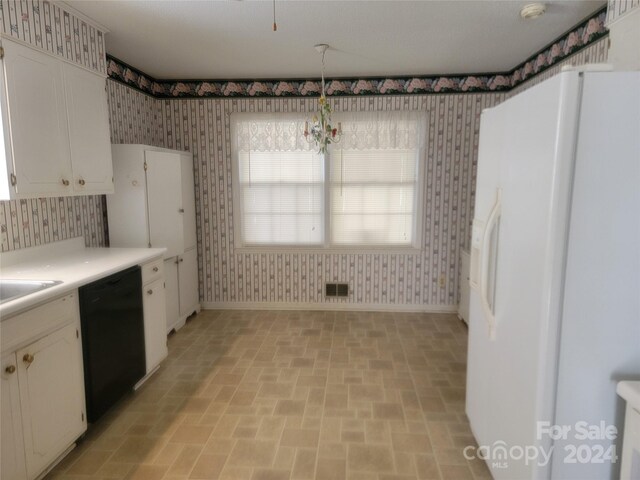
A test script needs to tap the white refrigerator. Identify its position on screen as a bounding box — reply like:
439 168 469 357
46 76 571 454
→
466 69 640 480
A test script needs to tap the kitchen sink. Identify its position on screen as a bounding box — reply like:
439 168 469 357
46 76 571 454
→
0 279 63 304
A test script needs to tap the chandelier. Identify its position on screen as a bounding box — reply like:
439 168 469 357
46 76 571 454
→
304 44 342 154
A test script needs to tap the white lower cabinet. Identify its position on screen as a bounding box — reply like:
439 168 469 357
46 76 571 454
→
142 258 168 375
135 257 168 389
1 354 27 480
143 277 168 373
0 294 86 480
178 247 199 320
164 257 180 334
18 323 86 478
164 248 199 334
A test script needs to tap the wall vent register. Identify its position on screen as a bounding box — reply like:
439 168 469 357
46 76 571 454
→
326 283 349 297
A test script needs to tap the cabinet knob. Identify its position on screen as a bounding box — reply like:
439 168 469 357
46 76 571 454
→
180 258 184 263
153 266 159 272
178 208 185 213
62 179 70 186
23 353 34 365
78 179 86 186
147 289 153 295
5 365 16 374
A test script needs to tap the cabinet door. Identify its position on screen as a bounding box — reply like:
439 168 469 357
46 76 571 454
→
143 278 168 373
164 257 180 333
2 39 72 196
1 353 27 480
63 63 113 194
146 151 184 258
181 154 197 250
178 247 199 318
17 322 86 479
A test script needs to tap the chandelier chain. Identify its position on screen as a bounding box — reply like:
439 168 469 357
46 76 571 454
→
321 48 326 95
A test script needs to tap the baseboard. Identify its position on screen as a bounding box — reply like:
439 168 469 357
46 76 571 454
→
201 301 458 314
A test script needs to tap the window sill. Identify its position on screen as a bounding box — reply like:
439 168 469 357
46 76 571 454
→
232 245 423 255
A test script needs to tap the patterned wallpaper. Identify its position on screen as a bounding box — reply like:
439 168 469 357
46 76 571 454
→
0 0 106 74
0 196 106 252
163 94 505 307
606 0 640 24
107 80 165 147
0 0 110 252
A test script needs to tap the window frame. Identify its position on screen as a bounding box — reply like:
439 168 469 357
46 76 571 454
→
231 111 426 254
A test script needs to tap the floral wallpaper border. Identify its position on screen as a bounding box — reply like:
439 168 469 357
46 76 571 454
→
107 8 607 98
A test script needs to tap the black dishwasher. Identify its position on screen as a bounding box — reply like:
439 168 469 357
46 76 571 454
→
79 266 146 422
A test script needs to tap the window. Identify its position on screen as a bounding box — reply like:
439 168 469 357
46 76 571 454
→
233 114 323 245
232 111 425 249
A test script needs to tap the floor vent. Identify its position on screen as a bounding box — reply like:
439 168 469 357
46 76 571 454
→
326 283 349 297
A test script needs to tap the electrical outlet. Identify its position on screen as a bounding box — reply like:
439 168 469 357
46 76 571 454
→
438 274 446 288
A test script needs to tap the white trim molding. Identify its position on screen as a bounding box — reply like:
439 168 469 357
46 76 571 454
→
201 301 458 314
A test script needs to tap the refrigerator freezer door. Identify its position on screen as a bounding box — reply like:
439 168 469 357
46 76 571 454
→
467 106 505 449
551 72 640 480
467 71 583 480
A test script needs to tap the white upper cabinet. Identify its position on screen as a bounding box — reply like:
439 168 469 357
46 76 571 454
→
0 37 113 199
1 38 72 198
63 63 113 194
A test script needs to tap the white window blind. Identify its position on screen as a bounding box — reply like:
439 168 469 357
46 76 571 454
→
330 111 425 246
234 114 324 245
232 111 425 249
331 149 417 245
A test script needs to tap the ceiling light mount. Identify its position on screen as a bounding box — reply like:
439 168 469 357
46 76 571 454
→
520 3 546 19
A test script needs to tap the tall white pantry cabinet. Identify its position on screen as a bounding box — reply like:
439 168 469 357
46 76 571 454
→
107 145 200 333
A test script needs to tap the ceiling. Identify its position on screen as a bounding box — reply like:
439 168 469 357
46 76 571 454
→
66 0 605 80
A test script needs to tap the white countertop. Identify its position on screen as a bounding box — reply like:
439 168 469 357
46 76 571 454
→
1 238 165 318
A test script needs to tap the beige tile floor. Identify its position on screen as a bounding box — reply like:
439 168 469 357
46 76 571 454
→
49 310 491 480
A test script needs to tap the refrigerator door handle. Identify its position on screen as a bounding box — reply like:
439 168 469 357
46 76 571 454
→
480 188 501 340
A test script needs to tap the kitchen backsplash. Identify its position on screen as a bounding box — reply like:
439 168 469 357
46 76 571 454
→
0 195 106 252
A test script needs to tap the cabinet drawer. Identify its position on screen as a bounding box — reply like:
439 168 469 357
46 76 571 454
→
141 257 164 285
1 293 77 354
